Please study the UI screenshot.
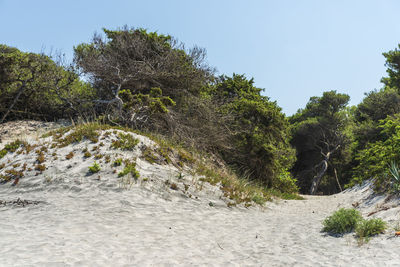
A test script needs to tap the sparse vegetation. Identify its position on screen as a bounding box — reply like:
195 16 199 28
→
35 164 46 172
36 151 45 163
111 132 139 150
118 160 139 179
355 218 387 245
0 140 25 159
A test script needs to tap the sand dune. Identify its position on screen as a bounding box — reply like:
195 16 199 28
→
1 122 400 266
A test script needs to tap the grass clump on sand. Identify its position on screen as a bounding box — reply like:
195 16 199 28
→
111 133 139 150
118 160 139 179
355 218 387 245
196 163 272 206
322 208 363 234
88 161 101 174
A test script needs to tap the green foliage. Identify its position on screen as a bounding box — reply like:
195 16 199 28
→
48 123 110 147
350 115 400 190
119 87 176 114
208 74 296 188
0 44 93 122
88 161 101 173
322 208 363 234
0 139 24 159
381 44 400 91
273 170 299 194
355 218 387 244
74 26 212 129
353 87 400 151
290 90 352 194
118 160 139 179
111 132 139 150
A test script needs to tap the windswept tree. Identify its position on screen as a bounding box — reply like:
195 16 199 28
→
73 26 214 129
290 91 352 194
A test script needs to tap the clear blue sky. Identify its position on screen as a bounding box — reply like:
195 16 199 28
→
1 0 400 115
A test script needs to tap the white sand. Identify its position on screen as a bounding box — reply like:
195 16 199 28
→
1 122 400 266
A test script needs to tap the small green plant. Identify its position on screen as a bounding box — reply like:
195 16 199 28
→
111 133 139 150
355 218 387 245
84 151 92 158
0 140 25 159
322 208 363 234
118 160 139 179
88 161 101 173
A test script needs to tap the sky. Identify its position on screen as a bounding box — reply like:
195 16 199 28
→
1 0 400 115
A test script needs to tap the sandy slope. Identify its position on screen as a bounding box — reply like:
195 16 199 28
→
1 122 400 266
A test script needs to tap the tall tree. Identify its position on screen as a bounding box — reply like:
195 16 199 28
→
208 74 297 191
0 44 91 122
73 26 214 128
290 91 352 194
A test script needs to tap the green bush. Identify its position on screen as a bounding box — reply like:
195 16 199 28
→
350 115 400 191
322 208 363 234
355 218 386 239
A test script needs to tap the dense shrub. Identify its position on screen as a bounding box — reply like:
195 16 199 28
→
349 115 400 191
207 74 296 188
322 208 362 234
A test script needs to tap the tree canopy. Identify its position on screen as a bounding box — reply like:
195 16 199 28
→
0 44 92 122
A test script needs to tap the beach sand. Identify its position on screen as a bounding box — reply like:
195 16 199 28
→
1 121 400 266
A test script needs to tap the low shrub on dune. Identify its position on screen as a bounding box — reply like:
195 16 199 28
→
322 208 362 234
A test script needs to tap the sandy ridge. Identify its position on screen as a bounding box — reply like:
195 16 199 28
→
0 121 400 266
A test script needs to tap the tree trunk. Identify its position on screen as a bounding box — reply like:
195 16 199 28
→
334 167 342 192
309 160 328 195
